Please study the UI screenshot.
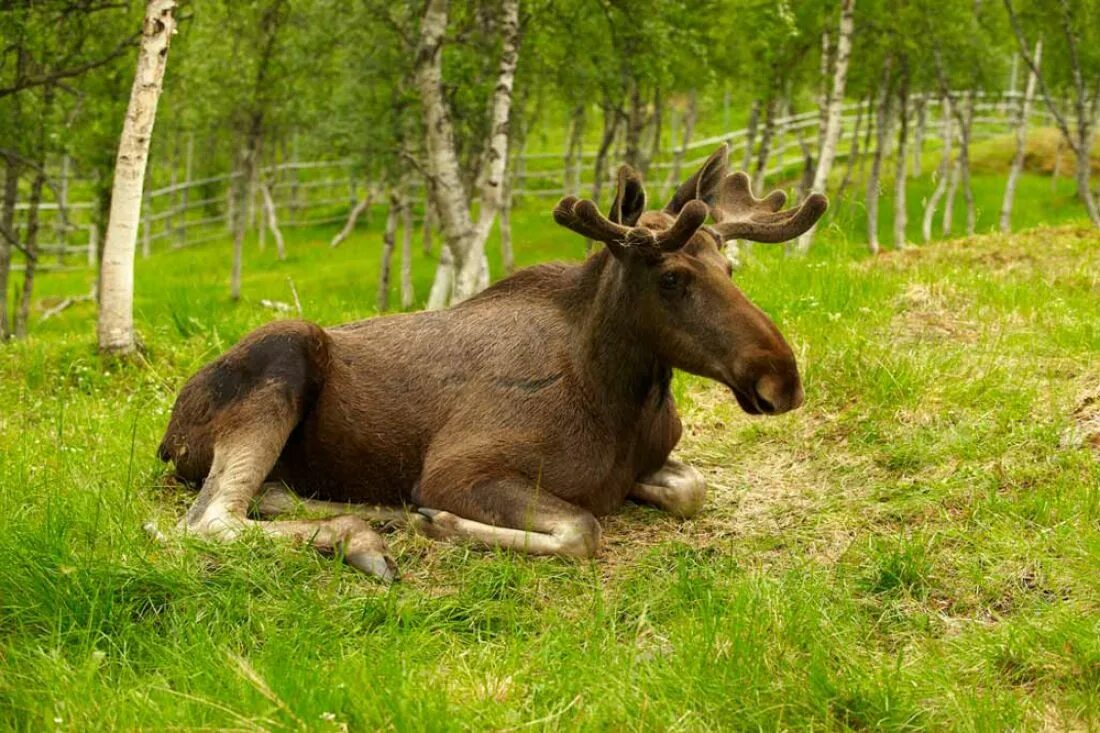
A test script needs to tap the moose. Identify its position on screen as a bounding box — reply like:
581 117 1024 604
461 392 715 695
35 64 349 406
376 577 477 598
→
154 144 826 581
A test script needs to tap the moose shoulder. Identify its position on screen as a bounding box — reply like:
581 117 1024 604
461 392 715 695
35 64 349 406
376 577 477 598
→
156 145 827 581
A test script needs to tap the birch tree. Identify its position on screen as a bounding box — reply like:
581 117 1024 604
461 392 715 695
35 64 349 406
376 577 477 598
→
795 0 855 254
892 63 910 249
400 198 414 309
1000 41 1042 232
866 58 894 255
1004 0 1100 226
922 95 954 242
416 0 520 308
377 187 400 313
97 0 177 355
0 155 16 340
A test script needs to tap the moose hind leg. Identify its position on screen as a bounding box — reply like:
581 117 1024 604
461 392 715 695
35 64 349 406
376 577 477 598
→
182 434 397 581
631 459 706 518
171 347 397 580
415 476 602 558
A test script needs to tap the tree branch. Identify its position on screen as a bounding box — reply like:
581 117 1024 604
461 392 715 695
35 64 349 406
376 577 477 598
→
1057 0 1093 147
1002 0 1080 157
0 149 71 230
0 31 139 99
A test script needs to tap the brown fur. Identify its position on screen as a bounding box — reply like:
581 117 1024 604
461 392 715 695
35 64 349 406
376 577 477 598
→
158 147 824 562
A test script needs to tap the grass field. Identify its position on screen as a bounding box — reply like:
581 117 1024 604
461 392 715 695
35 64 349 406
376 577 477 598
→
1 165 1098 730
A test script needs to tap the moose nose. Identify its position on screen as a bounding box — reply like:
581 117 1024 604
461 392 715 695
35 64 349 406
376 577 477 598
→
754 373 804 414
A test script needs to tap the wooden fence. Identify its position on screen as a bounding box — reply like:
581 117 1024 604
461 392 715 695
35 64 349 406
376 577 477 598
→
11 89 1053 273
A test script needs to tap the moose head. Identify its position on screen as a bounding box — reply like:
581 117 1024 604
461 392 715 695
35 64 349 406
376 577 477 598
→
553 144 827 415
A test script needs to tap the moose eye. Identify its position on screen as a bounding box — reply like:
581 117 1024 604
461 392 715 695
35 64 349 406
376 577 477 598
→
659 271 681 291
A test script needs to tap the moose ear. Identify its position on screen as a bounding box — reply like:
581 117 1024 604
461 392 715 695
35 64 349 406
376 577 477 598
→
609 165 646 226
664 143 730 214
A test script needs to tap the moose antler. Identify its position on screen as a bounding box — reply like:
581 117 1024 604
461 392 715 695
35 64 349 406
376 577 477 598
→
553 195 708 258
709 172 828 243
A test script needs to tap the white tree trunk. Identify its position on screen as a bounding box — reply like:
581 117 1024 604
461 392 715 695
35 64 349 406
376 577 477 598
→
942 159 960 237
421 198 434 256
922 95 954 242
0 156 18 341
563 105 586 195
752 97 777 193
427 245 454 310
1001 42 1041 233
500 128 524 275
959 91 976 236
664 90 697 196
400 195 414 309
1073 143 1099 224
836 95 867 198
377 189 399 313
741 99 761 171
260 182 285 260
331 191 374 248
867 61 894 255
911 94 926 178
14 171 45 338
893 78 909 249
97 0 177 354
500 180 514 275
229 144 256 302
415 0 520 307
795 0 854 254
416 0 476 294
454 0 519 301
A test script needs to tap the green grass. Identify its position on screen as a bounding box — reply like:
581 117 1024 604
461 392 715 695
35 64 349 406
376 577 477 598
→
1 165 1098 730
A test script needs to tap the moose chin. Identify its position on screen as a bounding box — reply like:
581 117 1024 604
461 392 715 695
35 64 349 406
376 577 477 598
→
154 143 827 581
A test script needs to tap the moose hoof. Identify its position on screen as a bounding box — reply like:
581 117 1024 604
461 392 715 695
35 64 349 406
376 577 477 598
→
346 551 399 583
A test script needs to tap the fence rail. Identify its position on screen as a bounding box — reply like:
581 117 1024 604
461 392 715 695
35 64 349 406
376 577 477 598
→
8 89 1054 273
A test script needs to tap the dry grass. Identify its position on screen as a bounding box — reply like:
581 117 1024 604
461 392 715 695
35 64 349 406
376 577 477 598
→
971 127 1100 176
1065 384 1100 454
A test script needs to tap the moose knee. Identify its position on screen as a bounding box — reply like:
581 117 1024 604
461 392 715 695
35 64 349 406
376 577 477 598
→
555 514 602 558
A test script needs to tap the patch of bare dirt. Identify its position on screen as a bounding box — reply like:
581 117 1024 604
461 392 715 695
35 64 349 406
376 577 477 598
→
597 382 870 572
892 282 979 342
1062 383 1100 455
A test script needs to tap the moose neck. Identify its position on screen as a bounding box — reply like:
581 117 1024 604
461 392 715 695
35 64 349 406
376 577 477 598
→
570 250 669 413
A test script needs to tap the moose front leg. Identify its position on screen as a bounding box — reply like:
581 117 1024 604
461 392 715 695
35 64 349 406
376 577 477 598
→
414 476 602 558
631 459 706 518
